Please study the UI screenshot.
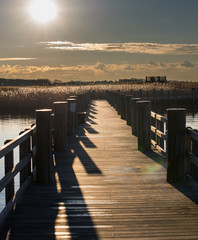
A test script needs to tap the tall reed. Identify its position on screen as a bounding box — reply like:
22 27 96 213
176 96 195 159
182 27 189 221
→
0 82 197 114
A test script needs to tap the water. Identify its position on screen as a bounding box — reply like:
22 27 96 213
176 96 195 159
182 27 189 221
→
0 113 198 213
0 115 35 212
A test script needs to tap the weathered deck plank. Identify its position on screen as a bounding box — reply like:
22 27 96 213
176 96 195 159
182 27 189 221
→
0 100 198 239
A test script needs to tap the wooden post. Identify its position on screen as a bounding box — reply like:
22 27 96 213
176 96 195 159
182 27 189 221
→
167 108 186 183
157 119 165 150
185 127 192 175
139 89 142 99
117 93 122 115
19 130 31 186
174 89 176 103
137 101 151 152
192 88 196 103
4 140 14 205
53 101 68 151
168 90 170 100
31 124 36 169
126 95 133 125
120 94 126 120
131 98 141 136
153 89 156 101
115 91 120 113
69 96 78 126
67 98 76 136
161 89 164 100
191 129 198 181
36 109 52 184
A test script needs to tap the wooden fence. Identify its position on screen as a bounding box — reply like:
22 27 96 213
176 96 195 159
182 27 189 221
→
130 88 198 102
0 92 91 226
186 128 198 182
106 90 198 184
0 125 36 225
150 111 167 157
0 89 197 226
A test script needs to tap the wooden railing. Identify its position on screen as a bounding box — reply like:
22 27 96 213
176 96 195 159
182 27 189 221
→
0 92 91 226
0 124 36 225
185 128 198 182
106 90 198 183
150 111 167 157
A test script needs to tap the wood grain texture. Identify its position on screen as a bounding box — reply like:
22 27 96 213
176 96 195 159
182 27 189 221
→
0 100 198 240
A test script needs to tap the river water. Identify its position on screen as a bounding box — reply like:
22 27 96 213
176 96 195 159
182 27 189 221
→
0 115 35 213
0 112 198 212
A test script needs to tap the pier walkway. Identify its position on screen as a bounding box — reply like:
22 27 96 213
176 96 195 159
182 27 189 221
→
1 100 198 239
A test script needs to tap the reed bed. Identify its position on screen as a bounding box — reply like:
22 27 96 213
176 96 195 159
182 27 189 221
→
0 82 197 114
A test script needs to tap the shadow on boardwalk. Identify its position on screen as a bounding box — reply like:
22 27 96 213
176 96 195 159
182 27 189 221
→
52 133 102 239
0 112 102 239
1 100 198 239
144 150 198 205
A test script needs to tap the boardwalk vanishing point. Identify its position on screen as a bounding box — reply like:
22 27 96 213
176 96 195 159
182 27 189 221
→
1 100 198 239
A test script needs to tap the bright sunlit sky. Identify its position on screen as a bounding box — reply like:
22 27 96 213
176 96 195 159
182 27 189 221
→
1 0 198 82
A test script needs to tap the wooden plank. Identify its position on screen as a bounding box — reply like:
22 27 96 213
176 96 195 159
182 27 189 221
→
4 140 14 205
151 111 167 124
0 153 32 192
0 125 35 159
0 176 32 227
151 126 167 141
186 128 198 143
187 152 198 168
0 100 198 240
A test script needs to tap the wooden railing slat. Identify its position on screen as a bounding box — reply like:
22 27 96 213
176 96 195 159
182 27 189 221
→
0 175 32 227
187 152 198 168
186 128 198 142
0 153 32 192
0 125 36 159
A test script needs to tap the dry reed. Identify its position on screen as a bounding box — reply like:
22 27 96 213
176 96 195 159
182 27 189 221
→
0 82 197 114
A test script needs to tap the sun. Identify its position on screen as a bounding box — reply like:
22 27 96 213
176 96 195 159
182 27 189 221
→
28 0 57 23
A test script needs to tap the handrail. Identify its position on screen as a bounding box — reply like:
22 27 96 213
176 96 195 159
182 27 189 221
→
0 124 36 225
151 111 167 123
0 94 89 227
107 90 198 183
186 127 198 142
0 125 36 159
0 153 32 192
150 111 167 157
185 127 198 180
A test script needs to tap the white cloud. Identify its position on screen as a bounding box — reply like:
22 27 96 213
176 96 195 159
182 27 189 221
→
0 58 37 61
1 61 198 81
41 41 198 55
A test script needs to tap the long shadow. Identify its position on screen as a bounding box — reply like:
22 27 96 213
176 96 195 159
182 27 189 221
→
82 123 99 134
144 149 198 205
88 113 97 119
1 124 101 240
89 102 97 107
52 128 102 239
86 117 97 125
88 109 98 115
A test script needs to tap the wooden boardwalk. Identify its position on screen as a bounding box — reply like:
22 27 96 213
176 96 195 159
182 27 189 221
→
1 100 198 239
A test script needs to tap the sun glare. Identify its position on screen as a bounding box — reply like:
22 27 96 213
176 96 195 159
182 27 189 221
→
28 0 57 23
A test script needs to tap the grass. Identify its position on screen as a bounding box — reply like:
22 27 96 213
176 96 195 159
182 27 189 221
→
0 82 197 114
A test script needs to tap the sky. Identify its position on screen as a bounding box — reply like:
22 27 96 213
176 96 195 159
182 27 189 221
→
0 0 198 82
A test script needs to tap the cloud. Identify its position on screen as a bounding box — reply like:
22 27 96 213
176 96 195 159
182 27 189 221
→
181 61 194 68
41 41 198 55
1 61 198 81
0 58 37 61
